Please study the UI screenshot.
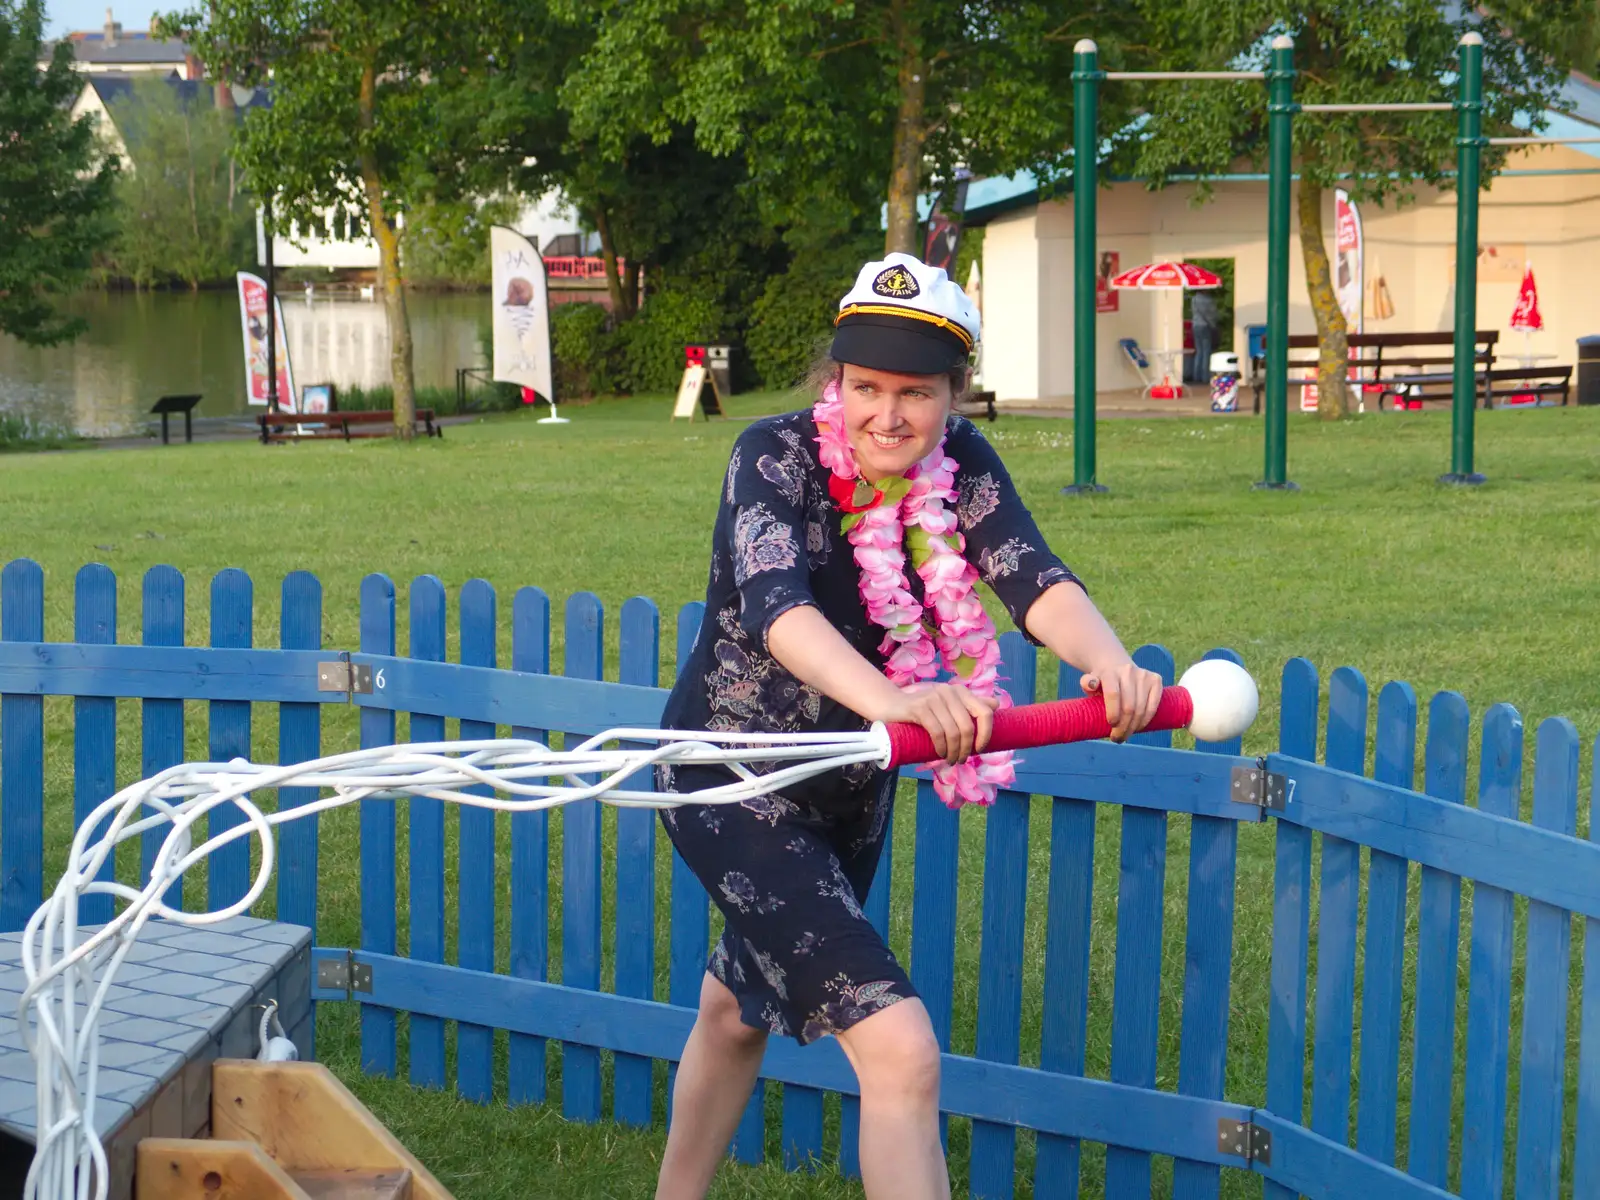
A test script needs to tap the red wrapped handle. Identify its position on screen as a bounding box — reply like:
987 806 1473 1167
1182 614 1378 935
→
883 687 1195 768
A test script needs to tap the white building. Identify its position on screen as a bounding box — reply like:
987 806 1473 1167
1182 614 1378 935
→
40 8 194 77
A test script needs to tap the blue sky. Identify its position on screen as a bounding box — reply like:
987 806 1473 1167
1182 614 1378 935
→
45 2 160 38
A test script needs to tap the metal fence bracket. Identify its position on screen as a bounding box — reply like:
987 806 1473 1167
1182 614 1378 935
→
1217 1117 1272 1167
317 653 373 701
1232 761 1287 812
317 950 373 997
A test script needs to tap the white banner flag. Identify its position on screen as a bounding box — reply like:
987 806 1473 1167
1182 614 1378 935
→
236 271 296 410
490 226 554 402
1334 188 1363 336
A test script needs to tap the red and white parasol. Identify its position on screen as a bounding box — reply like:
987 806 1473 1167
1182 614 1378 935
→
1110 260 1222 397
1510 265 1542 334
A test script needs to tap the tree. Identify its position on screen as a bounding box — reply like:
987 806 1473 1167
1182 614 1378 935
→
105 77 255 290
1133 1 1586 417
554 0 1147 257
0 0 118 346
167 0 486 436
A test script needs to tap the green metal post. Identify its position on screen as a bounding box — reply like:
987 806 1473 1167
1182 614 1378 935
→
1255 35 1297 490
1062 39 1107 494
1442 32 1486 485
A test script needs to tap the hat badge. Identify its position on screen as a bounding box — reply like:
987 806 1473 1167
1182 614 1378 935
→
871 265 920 299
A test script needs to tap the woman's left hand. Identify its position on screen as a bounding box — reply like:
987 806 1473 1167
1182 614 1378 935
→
1082 660 1164 743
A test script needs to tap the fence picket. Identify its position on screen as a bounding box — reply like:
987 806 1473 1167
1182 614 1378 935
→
1172 647 1245 1200
508 586 552 1106
0 559 44 932
614 597 660 1130
73 565 118 927
561 592 605 1122
1459 703 1522 1199
1033 661 1093 1200
666 603 709 1129
207 570 254 913
359 573 398 1077
1263 656 1319 1200
1355 680 1417 1166
908 774 961 1170
457 579 498 1103
140 565 185 912
1102 643 1175 1198
277 571 323 941
1576 733 1600 1199
1514 717 1580 1200
405 576 448 1091
1406 690 1469 1187
1310 666 1367 1149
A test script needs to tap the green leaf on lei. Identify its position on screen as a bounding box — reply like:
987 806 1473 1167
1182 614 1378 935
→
841 512 863 533
953 654 977 678
878 476 912 505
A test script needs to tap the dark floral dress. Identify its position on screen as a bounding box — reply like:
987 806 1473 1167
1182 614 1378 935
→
658 409 1080 1045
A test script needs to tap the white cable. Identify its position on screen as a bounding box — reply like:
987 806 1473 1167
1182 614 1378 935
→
19 725 891 1200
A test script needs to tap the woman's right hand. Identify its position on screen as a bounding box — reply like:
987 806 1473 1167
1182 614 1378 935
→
881 682 1000 765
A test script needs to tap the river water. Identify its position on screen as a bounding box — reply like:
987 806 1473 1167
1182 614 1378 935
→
0 290 488 437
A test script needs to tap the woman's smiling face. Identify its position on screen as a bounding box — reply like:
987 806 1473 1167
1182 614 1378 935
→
837 363 955 482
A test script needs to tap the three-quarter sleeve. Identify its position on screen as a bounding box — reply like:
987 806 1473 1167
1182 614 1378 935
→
722 423 819 648
946 418 1084 645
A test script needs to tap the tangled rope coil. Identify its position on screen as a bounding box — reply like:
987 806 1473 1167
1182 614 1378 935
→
17 725 890 1200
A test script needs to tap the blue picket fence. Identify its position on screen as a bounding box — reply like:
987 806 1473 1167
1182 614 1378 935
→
2 556 1598 1199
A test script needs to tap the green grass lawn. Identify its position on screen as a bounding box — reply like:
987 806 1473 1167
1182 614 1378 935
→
2 393 1597 1198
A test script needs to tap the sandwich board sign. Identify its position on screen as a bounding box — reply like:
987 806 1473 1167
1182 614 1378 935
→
671 346 725 420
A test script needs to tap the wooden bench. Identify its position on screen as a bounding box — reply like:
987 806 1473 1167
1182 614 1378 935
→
258 409 441 443
1249 330 1499 412
958 390 998 422
1479 365 1572 408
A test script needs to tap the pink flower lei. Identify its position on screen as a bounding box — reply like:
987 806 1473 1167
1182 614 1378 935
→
813 380 1015 808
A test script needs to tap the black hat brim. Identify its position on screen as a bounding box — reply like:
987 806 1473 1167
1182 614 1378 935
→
829 313 971 375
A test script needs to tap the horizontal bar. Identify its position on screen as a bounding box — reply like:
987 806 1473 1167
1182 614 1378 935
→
1269 754 1600 920
314 948 1249 1160
1252 1112 1456 1198
1300 102 1453 113
1105 71 1264 81
1489 135 1600 145
1001 741 1262 820
0 643 331 703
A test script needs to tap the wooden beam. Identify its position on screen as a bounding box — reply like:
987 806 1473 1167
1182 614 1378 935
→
289 1167 412 1200
211 1060 453 1200
136 1138 310 1200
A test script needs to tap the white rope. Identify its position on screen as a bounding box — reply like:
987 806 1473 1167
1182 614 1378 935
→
18 724 891 1200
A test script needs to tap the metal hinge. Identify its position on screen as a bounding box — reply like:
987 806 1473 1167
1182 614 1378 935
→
316 950 373 997
1217 1117 1272 1167
317 652 373 700
1231 759 1288 812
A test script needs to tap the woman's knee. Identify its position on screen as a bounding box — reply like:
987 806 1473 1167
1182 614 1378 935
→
697 973 768 1053
837 999 941 1104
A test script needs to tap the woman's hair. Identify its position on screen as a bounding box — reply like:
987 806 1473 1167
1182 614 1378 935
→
803 345 973 407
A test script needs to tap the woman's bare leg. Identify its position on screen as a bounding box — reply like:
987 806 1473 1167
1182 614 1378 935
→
654 972 769 1200
834 997 949 1200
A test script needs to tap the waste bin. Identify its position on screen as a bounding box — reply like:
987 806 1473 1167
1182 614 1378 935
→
1209 351 1240 412
1578 335 1600 405
705 345 733 398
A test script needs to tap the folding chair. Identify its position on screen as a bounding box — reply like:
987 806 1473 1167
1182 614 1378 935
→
1119 338 1159 396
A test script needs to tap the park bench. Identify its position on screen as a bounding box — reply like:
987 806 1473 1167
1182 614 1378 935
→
1477 364 1573 407
958 389 998 421
257 408 442 443
1248 329 1499 412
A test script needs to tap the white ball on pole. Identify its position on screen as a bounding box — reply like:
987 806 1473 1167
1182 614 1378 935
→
1177 659 1259 743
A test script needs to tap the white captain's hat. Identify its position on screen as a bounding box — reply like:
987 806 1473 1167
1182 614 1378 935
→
831 252 980 374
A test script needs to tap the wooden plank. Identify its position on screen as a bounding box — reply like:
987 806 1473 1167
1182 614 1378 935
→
1263 656 1319 1200
1514 717 1580 1200
613 596 659 1130
997 740 1262 819
136 1138 308 1200
1033 661 1093 1200
278 572 324 947
1406 690 1468 1188
560 592 605 1122
0 559 44 933
908 772 960 1166
508 586 552 1107
1576 732 1600 1200
1251 1113 1460 1200
1171 647 1245 1200
287 1168 412 1200
208 569 255 912
456 578 498 1104
359 574 398 1078
1310 666 1366 1148
1355 680 1417 1167
968 633 1036 1200
0 641 334 702
665 602 708 1128
211 1060 454 1200
141 565 186 913
1103 643 1174 1198
72 563 118 927
406 576 447 1093
1458 702 1522 1200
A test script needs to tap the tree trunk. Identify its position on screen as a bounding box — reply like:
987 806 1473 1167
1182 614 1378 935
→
883 0 926 255
592 205 635 320
358 57 416 438
1297 177 1349 419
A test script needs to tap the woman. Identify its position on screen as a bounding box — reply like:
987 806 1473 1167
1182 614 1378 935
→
654 252 1163 1200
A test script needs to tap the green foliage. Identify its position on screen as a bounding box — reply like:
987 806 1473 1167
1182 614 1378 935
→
745 230 880 389
618 284 726 394
101 77 255 290
337 382 520 415
401 194 523 288
0 0 120 344
551 302 622 398
0 411 76 451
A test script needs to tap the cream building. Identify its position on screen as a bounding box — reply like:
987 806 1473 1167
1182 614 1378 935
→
970 74 1600 406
